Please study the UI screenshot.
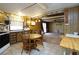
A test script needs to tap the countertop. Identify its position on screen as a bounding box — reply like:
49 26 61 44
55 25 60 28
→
0 32 9 35
0 29 30 35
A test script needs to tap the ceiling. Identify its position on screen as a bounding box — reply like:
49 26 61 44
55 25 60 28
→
0 3 33 14
0 3 79 17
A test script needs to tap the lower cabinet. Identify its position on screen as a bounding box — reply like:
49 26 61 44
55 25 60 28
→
9 32 23 44
9 32 17 44
17 32 23 42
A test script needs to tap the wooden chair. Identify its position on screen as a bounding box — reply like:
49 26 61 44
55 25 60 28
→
21 32 29 54
21 31 37 54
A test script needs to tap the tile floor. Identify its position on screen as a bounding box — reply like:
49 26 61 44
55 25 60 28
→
1 33 69 55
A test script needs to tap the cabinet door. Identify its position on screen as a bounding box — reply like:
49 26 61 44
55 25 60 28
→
64 6 79 34
73 7 79 32
64 8 73 33
68 8 74 33
0 13 5 23
17 32 23 42
64 8 69 24
10 32 17 44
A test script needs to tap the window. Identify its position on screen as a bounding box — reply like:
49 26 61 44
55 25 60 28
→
10 16 23 30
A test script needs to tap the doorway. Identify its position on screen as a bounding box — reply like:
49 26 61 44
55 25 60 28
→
42 22 47 33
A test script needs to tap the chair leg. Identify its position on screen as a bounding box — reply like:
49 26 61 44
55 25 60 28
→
41 39 44 48
28 45 31 55
40 37 44 48
21 47 23 55
34 40 40 51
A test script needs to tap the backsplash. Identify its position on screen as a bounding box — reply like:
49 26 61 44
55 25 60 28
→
0 25 4 31
0 24 9 31
0 10 10 31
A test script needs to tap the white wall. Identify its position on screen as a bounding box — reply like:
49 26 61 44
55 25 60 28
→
48 22 64 34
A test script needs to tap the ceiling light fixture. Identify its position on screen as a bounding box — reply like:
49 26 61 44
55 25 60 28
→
18 12 24 16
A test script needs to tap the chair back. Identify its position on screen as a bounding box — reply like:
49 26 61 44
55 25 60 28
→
22 31 30 50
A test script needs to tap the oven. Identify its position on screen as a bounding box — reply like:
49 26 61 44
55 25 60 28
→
0 32 9 48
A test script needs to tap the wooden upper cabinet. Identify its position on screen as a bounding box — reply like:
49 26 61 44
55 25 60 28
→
64 8 69 24
64 6 79 24
73 6 79 32
0 13 5 23
64 6 79 32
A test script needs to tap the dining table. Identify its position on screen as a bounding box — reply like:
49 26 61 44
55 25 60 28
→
28 33 42 51
29 34 42 40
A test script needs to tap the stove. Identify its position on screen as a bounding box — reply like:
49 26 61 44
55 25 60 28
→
0 32 10 54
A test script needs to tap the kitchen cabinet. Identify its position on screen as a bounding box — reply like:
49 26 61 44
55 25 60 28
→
64 8 69 24
9 32 17 44
64 6 79 34
9 31 23 44
0 13 5 23
17 32 23 42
